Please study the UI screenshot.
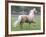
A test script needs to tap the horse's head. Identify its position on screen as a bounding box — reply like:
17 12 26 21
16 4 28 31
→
29 8 37 15
33 8 37 14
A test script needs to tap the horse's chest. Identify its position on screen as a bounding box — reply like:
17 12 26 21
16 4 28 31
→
28 15 35 22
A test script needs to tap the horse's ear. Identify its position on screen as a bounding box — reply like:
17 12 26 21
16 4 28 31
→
33 8 36 10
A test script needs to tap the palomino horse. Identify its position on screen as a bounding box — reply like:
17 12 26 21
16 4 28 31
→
13 8 37 28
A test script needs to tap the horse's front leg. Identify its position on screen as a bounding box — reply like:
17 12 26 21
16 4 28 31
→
29 22 31 30
32 18 36 23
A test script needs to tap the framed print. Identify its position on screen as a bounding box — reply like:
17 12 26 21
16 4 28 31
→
5 1 45 37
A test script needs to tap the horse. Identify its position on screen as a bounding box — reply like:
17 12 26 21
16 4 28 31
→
13 8 37 28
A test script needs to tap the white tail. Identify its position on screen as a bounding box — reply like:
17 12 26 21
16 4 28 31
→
13 15 21 27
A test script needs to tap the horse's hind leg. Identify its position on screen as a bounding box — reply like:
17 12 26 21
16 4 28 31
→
29 22 31 30
20 22 23 29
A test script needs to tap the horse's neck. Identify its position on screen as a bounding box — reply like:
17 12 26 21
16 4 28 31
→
29 10 34 16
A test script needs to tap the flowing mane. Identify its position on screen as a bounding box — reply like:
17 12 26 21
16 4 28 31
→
29 8 36 15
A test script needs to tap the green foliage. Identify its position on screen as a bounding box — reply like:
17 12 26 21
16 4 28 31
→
11 6 41 13
11 6 23 12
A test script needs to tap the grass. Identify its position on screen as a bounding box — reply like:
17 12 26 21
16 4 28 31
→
11 15 41 31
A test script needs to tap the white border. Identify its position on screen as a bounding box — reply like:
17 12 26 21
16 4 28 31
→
8 3 43 34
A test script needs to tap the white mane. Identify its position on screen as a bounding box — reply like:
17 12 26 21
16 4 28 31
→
29 8 36 16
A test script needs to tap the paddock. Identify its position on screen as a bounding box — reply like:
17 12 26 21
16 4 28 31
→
11 14 41 31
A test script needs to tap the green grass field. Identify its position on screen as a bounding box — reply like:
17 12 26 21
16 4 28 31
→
11 15 41 31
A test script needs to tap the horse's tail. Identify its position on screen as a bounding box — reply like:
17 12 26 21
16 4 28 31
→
13 15 22 27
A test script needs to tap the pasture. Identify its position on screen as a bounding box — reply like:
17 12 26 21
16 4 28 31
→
11 15 41 31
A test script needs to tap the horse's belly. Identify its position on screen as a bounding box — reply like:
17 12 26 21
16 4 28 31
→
20 15 34 23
